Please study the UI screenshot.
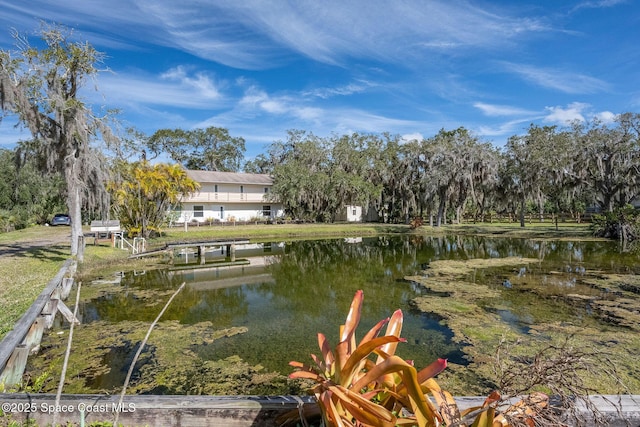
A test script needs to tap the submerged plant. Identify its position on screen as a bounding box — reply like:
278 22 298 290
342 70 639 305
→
284 290 552 427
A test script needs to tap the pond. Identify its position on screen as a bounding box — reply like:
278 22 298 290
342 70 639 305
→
27 234 640 396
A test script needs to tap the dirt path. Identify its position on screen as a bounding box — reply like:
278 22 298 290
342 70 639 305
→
0 226 71 257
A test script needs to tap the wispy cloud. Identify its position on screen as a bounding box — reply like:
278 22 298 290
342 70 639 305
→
502 62 610 94
96 68 227 109
160 66 223 99
4 1 551 69
476 118 536 137
1 0 561 83
227 1 550 65
474 102 538 117
571 0 628 13
305 80 377 99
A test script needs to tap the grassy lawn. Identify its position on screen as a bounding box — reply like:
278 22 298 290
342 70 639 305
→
0 226 71 341
0 220 596 341
150 222 410 248
420 221 596 239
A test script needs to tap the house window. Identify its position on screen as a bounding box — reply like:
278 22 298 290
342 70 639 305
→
193 206 204 218
240 185 244 193
220 206 224 219
263 205 271 217
264 187 269 194
352 208 357 216
214 184 218 193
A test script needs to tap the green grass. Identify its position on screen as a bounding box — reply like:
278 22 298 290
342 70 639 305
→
150 222 412 248
0 226 71 340
418 221 596 239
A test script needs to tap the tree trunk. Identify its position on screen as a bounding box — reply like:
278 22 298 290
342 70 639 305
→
66 170 83 262
519 194 526 228
436 198 446 227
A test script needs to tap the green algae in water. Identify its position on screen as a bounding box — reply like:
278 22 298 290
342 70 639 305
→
25 235 640 395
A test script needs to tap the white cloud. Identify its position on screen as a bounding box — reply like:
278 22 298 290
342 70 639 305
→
542 103 618 125
571 0 628 12
594 111 617 124
306 81 376 99
474 102 537 117
160 66 222 99
5 1 552 69
476 118 535 137
234 1 549 65
295 107 323 122
502 63 610 94
544 102 589 123
402 133 424 142
96 68 226 109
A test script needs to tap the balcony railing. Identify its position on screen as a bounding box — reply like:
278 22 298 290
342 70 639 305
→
183 192 272 203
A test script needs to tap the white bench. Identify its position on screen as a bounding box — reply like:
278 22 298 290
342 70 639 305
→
89 220 122 245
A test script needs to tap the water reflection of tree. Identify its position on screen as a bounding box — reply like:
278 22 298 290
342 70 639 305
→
263 238 422 318
83 268 249 325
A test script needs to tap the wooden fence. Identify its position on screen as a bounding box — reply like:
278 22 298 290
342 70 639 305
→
0 259 78 387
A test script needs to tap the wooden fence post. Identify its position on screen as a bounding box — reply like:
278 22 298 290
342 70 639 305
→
24 316 46 354
42 299 60 329
61 277 74 300
0 345 29 387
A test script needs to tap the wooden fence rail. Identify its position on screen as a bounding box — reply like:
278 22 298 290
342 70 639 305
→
0 259 78 387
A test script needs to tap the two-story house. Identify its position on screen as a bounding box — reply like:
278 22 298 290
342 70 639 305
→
175 170 283 223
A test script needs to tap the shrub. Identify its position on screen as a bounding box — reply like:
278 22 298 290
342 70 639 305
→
591 205 640 243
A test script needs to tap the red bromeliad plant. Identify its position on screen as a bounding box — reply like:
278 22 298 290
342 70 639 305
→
288 290 447 427
287 290 550 427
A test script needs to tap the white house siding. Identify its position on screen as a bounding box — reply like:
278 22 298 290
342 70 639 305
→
346 205 362 222
336 205 363 222
175 170 284 223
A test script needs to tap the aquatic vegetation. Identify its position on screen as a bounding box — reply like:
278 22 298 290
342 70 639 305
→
24 320 299 395
408 257 640 395
23 236 640 397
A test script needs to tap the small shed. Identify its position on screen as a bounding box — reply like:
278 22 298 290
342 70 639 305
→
338 205 362 222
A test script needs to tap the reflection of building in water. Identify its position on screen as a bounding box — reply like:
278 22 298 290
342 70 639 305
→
170 242 284 290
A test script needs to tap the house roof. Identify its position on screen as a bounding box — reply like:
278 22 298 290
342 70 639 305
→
186 170 273 185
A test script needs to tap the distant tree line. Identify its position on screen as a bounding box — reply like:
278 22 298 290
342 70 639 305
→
246 117 640 226
1 25 639 245
2 103 639 234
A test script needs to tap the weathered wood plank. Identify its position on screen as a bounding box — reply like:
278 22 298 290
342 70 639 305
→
0 345 29 387
61 277 74 300
54 300 80 325
42 299 59 329
0 394 637 427
0 259 74 374
23 316 46 354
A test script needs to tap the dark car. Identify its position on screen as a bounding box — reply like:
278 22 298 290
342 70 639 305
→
50 214 71 226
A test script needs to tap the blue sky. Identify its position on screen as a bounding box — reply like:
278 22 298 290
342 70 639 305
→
0 0 638 159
